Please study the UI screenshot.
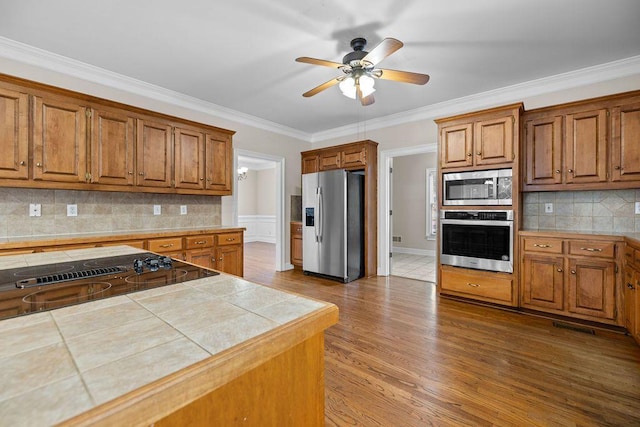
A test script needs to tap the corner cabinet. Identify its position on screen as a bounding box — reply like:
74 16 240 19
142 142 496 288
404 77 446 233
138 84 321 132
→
520 232 623 326
0 75 235 196
436 104 521 170
301 140 378 278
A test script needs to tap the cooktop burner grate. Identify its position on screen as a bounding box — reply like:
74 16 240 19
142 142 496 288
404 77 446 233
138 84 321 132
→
15 266 128 289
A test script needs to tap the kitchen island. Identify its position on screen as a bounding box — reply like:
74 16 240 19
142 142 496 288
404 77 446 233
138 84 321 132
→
0 246 338 426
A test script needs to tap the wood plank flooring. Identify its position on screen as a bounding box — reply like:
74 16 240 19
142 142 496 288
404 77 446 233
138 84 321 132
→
243 242 640 426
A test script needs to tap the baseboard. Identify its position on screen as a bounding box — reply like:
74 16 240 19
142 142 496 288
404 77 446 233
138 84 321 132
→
391 247 436 257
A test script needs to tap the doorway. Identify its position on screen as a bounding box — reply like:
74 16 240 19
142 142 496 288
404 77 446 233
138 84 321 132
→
224 149 286 272
379 144 438 281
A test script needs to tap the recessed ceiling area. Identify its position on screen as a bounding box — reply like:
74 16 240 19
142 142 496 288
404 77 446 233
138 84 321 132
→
0 0 638 136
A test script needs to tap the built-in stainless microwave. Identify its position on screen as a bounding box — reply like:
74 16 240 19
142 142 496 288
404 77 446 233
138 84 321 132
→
443 168 512 206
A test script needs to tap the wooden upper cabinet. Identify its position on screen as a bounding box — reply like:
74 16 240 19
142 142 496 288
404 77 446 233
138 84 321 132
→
565 109 607 184
437 104 519 170
32 95 87 183
611 101 640 182
205 131 232 193
440 123 473 168
318 149 341 171
524 115 563 186
341 144 367 169
0 86 28 180
136 119 172 188
474 116 514 166
90 108 135 186
302 155 319 174
174 127 205 190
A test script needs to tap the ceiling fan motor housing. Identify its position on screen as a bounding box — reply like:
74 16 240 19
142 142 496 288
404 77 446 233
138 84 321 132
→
343 37 368 66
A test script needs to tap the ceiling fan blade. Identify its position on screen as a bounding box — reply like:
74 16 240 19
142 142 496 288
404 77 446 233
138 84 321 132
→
296 57 345 69
376 68 430 85
302 77 341 97
362 38 403 66
361 93 375 106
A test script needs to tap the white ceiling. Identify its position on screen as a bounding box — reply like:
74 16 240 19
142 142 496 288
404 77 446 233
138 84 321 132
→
0 0 639 137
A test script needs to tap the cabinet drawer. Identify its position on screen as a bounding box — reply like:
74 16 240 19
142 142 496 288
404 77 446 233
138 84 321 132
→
522 237 564 254
185 235 214 249
441 268 513 303
568 240 615 258
291 222 303 238
216 232 243 246
148 237 183 253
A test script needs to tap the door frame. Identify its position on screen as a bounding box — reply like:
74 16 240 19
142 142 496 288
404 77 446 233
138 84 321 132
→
233 148 287 271
378 143 437 276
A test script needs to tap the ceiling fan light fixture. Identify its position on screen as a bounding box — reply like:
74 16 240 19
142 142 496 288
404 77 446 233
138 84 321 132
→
359 74 376 97
339 76 356 99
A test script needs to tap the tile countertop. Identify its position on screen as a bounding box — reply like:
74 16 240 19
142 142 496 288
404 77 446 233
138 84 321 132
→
0 246 338 426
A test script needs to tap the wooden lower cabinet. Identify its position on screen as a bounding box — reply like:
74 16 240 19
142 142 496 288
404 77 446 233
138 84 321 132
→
624 240 640 345
439 266 514 305
520 232 623 326
213 231 244 276
290 222 303 268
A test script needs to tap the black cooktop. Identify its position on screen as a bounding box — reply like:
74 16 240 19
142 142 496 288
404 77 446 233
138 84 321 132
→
0 252 219 321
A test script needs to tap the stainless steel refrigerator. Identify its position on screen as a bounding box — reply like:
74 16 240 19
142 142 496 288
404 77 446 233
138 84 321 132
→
302 169 364 283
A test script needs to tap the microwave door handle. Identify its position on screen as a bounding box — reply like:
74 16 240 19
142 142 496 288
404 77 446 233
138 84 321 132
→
492 179 497 199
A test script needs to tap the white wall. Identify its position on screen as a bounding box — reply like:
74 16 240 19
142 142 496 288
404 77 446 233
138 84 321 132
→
237 168 277 243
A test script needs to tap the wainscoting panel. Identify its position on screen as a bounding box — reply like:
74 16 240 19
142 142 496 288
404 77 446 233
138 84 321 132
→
239 215 276 243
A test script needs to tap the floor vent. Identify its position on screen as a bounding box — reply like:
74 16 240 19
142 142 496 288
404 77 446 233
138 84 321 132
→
552 321 595 335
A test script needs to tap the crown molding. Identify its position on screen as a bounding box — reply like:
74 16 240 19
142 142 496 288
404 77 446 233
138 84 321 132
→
0 36 313 142
311 55 640 142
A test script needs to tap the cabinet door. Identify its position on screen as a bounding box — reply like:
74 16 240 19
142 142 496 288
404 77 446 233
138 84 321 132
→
565 109 607 184
175 127 205 190
567 258 616 320
205 131 232 192
90 108 135 186
624 267 637 336
611 102 640 182
186 249 215 270
318 150 341 171
0 87 28 180
522 254 565 311
301 154 318 174
215 245 243 276
341 145 367 169
524 116 563 185
474 116 514 166
440 123 473 168
136 119 172 188
33 95 87 182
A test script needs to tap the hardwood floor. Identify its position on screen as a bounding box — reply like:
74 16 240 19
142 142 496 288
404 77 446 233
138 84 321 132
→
243 242 640 426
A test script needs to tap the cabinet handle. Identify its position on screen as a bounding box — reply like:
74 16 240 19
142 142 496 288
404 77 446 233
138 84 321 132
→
571 270 576 274
533 244 551 248
226 238 235 242
36 162 42 167
19 161 25 166
467 283 480 287
194 240 206 245
580 247 602 252
297 228 302 232
159 243 173 248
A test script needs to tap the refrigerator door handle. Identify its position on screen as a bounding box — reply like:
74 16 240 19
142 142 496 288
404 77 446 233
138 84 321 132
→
316 187 323 242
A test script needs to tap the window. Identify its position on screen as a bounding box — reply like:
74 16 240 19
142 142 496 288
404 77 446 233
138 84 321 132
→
426 168 437 239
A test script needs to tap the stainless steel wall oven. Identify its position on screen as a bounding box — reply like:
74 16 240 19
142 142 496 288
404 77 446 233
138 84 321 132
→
440 210 513 273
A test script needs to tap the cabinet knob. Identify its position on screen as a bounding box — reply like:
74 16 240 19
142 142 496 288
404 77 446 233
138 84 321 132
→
571 270 576 274
19 161 25 166
219 257 223 261
139 172 144 176
555 169 561 173
200 178 204 181
557 268 563 272
568 169 573 173
36 162 42 167
476 151 481 156
226 238 234 242
467 153 472 157
615 166 621 170
128 171 133 175
628 283 635 290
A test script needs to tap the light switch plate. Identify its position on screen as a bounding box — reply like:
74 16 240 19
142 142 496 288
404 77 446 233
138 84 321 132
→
153 205 162 215
29 203 41 217
545 203 553 213
180 205 187 215
635 202 640 215
67 204 78 217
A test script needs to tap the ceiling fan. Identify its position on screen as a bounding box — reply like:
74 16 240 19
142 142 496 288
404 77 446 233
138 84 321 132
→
296 37 430 106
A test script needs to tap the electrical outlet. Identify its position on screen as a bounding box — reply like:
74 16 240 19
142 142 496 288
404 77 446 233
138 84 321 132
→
635 202 640 215
180 205 187 215
66 204 78 217
153 205 162 215
29 203 41 217
545 203 553 213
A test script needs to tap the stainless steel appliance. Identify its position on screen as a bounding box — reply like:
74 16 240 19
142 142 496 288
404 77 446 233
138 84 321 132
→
440 210 514 273
0 252 219 321
443 168 512 206
302 169 364 283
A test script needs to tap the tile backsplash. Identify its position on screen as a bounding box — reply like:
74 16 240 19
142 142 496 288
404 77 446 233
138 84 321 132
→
0 188 221 239
523 189 640 233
